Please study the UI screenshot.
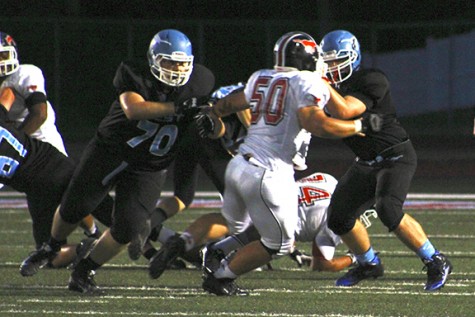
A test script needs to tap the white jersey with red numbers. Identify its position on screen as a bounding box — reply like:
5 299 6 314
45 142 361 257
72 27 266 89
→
0 64 67 155
295 172 342 260
222 69 330 256
240 68 329 172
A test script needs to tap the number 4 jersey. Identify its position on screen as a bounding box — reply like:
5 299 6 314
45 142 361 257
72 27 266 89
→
295 172 342 260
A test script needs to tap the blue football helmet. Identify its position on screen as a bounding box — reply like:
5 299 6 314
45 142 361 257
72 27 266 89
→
320 30 361 84
0 32 19 77
273 31 323 72
147 29 194 87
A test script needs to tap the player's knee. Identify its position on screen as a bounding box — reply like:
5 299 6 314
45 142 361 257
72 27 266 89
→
375 197 404 232
328 207 354 235
261 238 293 258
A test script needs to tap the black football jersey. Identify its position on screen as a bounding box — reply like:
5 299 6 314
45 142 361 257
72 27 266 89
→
337 69 409 160
0 106 60 189
95 61 215 170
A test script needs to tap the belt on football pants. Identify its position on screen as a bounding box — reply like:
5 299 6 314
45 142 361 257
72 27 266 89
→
356 139 410 166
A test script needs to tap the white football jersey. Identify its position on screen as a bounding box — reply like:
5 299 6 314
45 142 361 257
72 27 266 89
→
1 64 67 154
294 172 342 260
240 69 329 171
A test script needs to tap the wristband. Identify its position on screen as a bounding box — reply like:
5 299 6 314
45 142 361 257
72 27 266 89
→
354 119 362 133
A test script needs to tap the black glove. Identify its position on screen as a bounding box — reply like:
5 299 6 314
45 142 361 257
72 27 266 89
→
361 113 383 133
194 108 215 138
289 249 312 268
174 96 210 116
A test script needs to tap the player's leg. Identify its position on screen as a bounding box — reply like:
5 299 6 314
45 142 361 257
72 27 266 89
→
328 162 384 286
69 168 166 293
204 158 297 295
377 147 452 291
19 141 123 276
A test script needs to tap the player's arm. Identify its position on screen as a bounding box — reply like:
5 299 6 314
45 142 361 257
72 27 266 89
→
310 241 355 272
236 108 251 128
323 81 366 119
298 106 362 138
119 91 175 120
211 91 250 117
0 86 15 111
18 96 48 135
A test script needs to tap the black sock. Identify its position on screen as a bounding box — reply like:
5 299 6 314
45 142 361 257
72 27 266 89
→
76 256 101 272
47 237 67 252
149 208 168 241
143 247 158 260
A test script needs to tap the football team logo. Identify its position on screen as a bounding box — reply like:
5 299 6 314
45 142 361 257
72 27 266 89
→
293 39 317 54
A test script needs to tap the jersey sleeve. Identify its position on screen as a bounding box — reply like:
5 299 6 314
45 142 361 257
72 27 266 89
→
296 71 330 109
243 70 262 103
17 65 47 97
112 61 142 95
347 70 389 110
188 64 215 96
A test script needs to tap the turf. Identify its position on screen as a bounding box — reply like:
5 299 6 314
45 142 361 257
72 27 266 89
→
1 194 474 317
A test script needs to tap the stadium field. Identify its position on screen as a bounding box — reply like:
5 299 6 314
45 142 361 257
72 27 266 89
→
1 191 474 317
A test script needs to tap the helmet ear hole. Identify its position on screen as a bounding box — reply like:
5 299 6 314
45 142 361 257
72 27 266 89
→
147 29 194 87
0 32 19 77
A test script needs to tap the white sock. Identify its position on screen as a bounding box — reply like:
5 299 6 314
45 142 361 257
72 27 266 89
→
158 227 176 244
214 260 238 279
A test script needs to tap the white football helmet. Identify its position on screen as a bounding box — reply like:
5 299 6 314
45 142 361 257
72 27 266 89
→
0 32 19 77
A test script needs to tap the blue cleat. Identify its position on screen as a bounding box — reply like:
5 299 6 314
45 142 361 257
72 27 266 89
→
335 255 384 286
423 251 452 291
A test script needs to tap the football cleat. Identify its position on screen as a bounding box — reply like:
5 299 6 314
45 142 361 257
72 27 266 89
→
19 243 57 277
335 255 384 286
68 269 104 295
202 267 249 296
127 219 151 261
148 235 185 279
201 243 226 273
423 251 453 291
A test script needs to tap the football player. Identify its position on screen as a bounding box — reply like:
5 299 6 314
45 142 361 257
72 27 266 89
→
0 87 113 268
0 32 100 246
130 83 249 262
19 29 215 294
191 31 380 296
320 29 452 291
149 172 366 278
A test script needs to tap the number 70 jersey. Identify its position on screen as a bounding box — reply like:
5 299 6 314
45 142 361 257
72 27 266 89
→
240 69 329 171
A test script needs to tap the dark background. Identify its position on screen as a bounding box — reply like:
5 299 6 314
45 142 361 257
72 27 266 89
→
1 1 474 191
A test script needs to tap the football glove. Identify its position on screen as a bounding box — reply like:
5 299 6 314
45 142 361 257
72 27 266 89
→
174 96 210 116
361 113 383 133
289 249 312 268
194 107 216 138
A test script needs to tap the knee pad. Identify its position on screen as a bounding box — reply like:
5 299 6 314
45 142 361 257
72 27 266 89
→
375 197 404 232
327 206 355 236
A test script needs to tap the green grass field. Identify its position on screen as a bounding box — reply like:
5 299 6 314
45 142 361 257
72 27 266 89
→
1 192 474 317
